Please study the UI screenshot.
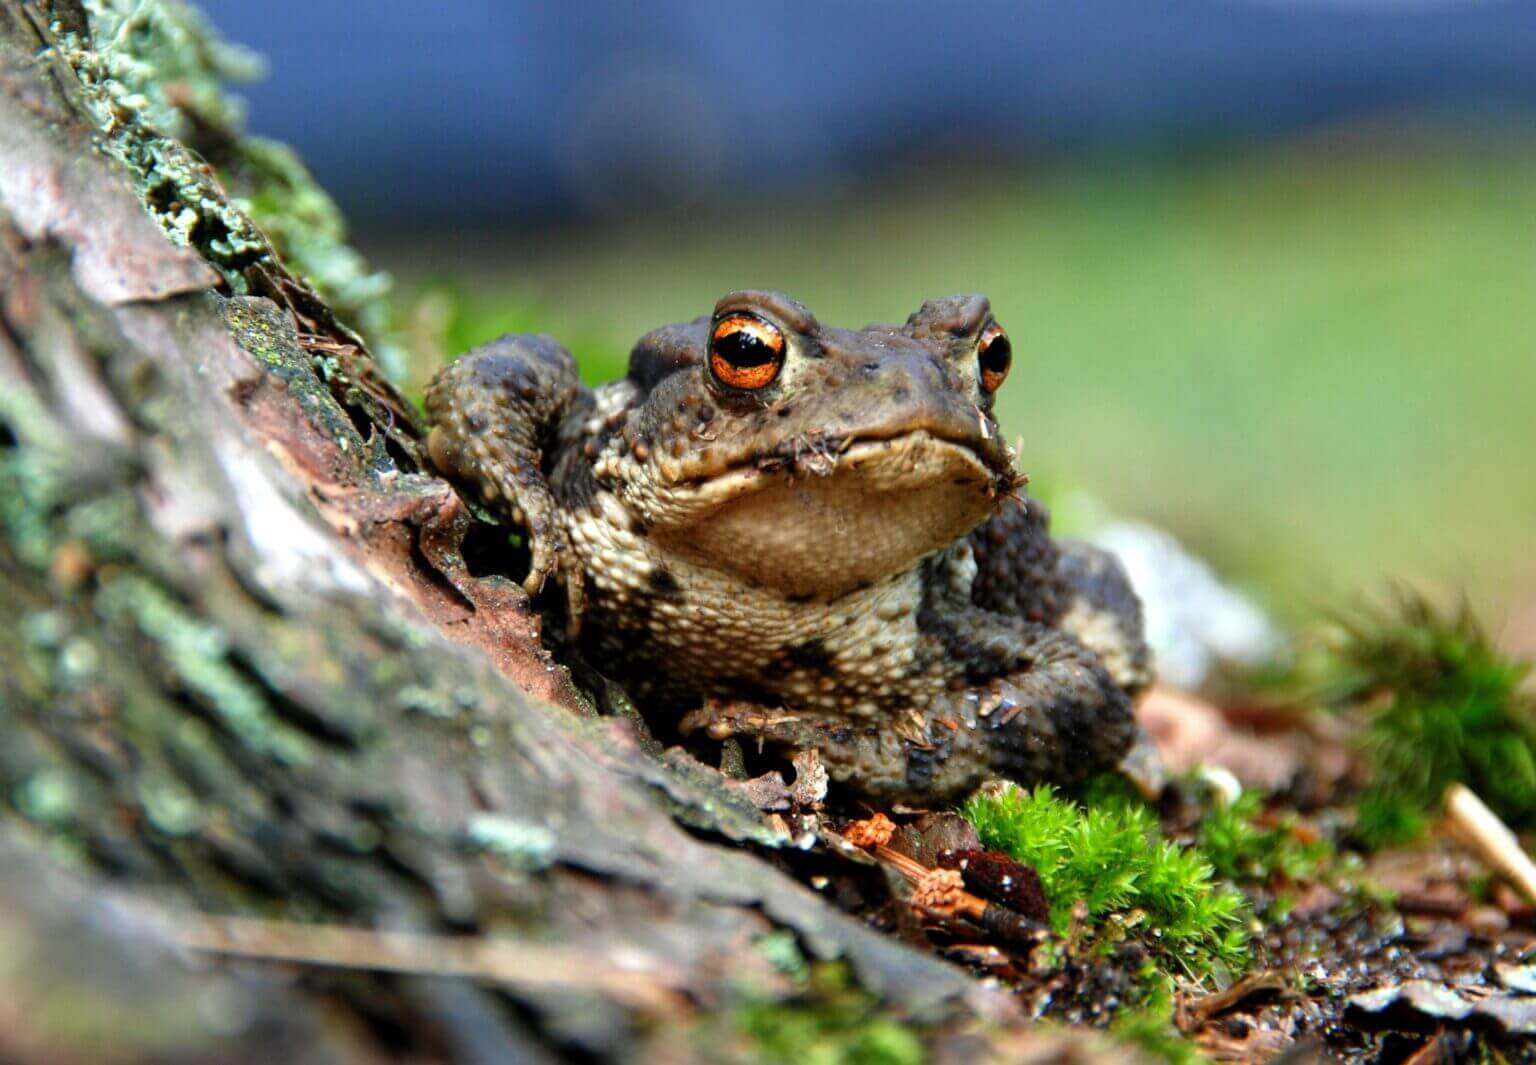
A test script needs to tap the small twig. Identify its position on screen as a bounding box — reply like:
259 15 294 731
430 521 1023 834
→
296 331 361 355
1442 783 1536 903
869 842 988 922
834 826 987 919
169 912 689 1014
1401 1031 1455 1065
831 831 1046 950
1177 970 1292 1031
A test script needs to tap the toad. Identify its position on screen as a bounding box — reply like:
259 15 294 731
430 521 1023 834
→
425 290 1151 800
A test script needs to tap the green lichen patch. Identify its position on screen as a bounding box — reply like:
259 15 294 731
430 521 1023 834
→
95 573 314 767
53 0 271 280
0 441 70 571
218 295 378 466
76 0 262 136
135 772 203 835
46 1 407 379
962 784 1251 983
464 813 556 872
15 767 78 827
1110 990 1208 1065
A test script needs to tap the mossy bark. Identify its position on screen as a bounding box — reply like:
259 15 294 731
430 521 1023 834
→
0 3 1150 1061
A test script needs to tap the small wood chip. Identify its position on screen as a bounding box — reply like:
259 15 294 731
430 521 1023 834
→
1178 970 1292 1030
869 843 992 922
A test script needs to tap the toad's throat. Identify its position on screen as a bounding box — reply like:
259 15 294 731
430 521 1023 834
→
653 432 1005 600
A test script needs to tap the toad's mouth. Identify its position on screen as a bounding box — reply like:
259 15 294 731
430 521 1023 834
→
648 430 1014 600
671 424 1016 495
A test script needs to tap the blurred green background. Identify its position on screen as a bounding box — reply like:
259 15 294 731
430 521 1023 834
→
204 2 1536 640
375 138 1536 632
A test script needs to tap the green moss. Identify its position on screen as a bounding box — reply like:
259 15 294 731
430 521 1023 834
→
962 784 1249 981
1320 594 1536 849
400 283 626 388
724 964 925 1065
1197 790 1332 885
1112 1002 1207 1065
1352 792 1430 852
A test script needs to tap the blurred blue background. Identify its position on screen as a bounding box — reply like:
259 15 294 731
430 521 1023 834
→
205 1 1536 637
211 0 1536 224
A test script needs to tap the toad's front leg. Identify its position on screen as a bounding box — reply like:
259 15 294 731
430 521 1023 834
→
838 547 1136 800
933 619 1137 794
424 333 590 620
968 497 1153 695
893 546 1140 799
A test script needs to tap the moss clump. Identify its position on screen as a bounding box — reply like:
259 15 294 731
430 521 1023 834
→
723 964 925 1065
962 784 1249 981
1320 594 1536 849
1197 790 1332 885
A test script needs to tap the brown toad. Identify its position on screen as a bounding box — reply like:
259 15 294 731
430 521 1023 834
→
425 290 1151 800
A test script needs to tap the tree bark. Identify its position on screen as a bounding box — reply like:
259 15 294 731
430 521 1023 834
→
0 4 1137 1061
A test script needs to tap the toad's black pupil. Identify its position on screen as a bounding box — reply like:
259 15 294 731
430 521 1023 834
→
715 329 775 369
981 335 1011 373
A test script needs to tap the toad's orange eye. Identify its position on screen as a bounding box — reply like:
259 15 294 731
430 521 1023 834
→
977 322 1011 394
709 314 786 391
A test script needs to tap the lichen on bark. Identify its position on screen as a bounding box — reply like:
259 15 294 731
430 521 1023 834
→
41 0 410 378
